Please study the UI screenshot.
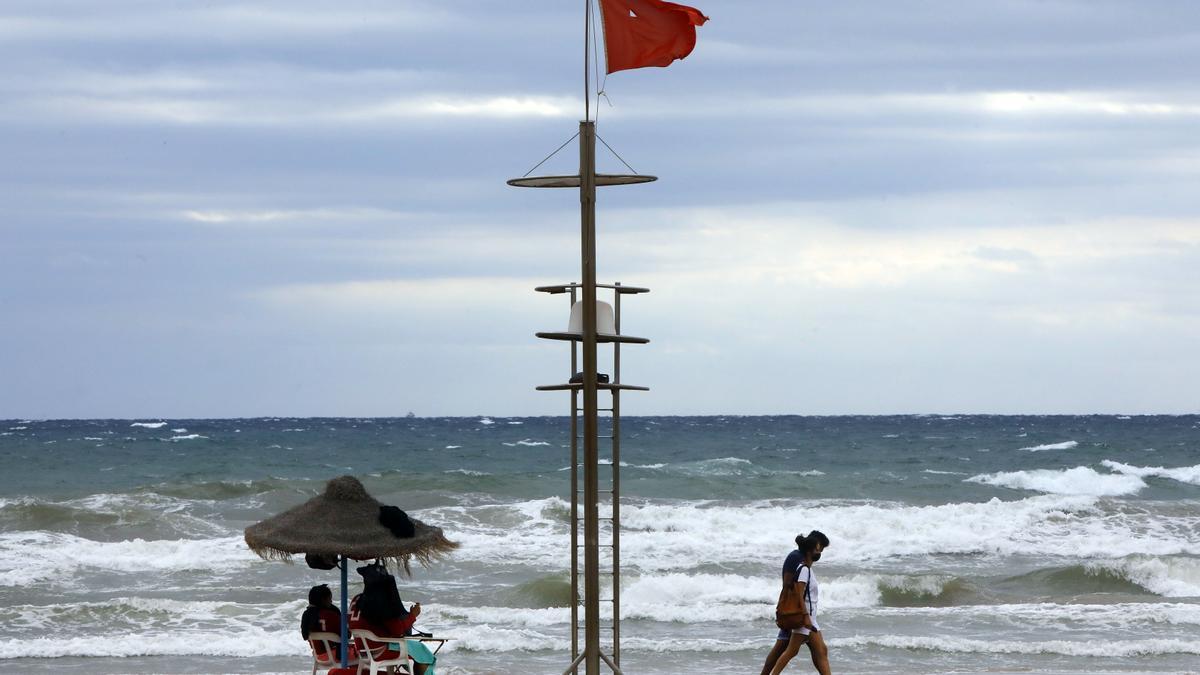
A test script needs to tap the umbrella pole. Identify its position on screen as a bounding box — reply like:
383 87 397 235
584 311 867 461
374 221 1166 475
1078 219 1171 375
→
340 555 350 667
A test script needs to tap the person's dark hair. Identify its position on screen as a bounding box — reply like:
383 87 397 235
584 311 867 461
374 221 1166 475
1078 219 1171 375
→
359 572 407 625
308 583 332 606
795 533 804 547
301 585 333 640
799 530 830 555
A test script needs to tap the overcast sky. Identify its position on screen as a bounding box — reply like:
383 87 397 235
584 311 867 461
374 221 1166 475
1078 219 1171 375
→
2 1 1198 418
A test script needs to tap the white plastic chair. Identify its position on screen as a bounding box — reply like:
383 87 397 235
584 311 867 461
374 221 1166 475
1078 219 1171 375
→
568 300 616 335
351 628 412 675
307 631 353 674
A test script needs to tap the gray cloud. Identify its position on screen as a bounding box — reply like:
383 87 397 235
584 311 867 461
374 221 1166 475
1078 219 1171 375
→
2 0 1198 417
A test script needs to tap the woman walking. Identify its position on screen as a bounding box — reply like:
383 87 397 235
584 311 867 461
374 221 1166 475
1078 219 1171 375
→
770 530 830 675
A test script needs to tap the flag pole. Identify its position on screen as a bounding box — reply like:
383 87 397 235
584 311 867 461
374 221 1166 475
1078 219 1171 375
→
584 0 591 122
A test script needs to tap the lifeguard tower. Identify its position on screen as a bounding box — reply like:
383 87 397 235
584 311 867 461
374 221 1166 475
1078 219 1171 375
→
508 120 653 674
507 2 707 671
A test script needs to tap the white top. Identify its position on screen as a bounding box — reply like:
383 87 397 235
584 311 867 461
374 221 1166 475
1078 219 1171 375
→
795 564 819 616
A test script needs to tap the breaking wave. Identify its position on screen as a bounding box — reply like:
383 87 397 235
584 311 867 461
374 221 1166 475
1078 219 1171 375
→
1021 440 1079 452
1085 556 1200 597
965 466 1145 496
1102 460 1200 487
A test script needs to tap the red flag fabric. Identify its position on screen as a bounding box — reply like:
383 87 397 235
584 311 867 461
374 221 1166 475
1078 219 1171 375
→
598 0 708 74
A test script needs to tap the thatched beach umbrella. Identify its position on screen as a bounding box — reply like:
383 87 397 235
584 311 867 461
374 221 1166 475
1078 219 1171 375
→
245 475 457 667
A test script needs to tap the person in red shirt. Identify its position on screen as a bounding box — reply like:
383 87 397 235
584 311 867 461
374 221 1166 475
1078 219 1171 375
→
349 566 427 675
300 584 345 660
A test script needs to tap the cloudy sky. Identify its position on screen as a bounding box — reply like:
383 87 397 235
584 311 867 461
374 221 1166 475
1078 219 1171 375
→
2 1 1198 418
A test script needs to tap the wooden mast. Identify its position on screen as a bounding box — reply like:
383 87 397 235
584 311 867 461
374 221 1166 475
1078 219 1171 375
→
579 115 601 675
580 3 600 671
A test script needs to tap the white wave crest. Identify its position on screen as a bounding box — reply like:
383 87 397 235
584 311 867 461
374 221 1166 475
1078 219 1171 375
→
478 417 494 425
129 421 167 429
832 635 1200 657
1102 460 1200 486
965 466 1145 496
443 627 758 654
441 626 559 652
1087 555 1200 597
858 601 1200 627
9 596 302 633
0 629 305 659
428 605 567 628
621 573 778 622
0 492 231 539
0 533 256 587
429 493 1200 571
830 573 957 608
167 434 208 441
621 636 759 653
436 572 962 627
672 457 758 476
1021 440 1079 451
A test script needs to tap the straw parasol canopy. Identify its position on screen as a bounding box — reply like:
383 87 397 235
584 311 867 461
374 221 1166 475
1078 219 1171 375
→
244 475 457 575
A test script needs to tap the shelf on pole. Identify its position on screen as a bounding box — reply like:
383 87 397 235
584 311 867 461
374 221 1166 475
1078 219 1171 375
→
507 174 656 188
536 331 649 344
536 383 649 392
536 283 649 295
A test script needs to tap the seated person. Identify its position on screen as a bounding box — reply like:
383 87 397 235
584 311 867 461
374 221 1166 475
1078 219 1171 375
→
350 565 433 675
300 584 346 660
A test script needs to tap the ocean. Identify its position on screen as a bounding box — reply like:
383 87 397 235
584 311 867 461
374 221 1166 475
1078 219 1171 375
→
1 415 1198 674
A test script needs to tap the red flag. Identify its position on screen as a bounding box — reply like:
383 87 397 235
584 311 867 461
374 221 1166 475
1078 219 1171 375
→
597 0 708 74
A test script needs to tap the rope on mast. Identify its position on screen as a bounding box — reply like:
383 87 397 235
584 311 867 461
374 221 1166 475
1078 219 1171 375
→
521 132 582 178
596 134 638 175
